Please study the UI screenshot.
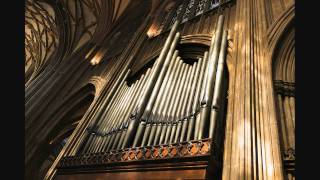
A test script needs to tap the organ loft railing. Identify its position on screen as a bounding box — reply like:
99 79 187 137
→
57 15 228 176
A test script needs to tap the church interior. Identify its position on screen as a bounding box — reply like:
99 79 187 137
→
25 0 295 179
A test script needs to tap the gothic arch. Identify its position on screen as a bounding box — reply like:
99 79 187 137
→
267 4 294 59
268 4 295 180
26 83 96 180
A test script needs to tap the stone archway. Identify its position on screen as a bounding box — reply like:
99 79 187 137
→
26 83 96 180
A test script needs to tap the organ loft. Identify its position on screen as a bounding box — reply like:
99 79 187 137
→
25 0 295 179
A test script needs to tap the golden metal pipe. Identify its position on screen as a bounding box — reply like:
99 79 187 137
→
96 69 131 127
186 58 202 141
132 121 145 147
130 70 153 148
198 15 224 140
154 51 180 122
159 58 183 144
159 123 167 144
122 75 145 127
147 123 157 146
112 83 137 140
169 123 177 143
112 85 134 131
167 64 187 143
151 52 179 145
194 52 208 140
209 30 228 138
97 134 108 152
173 64 192 142
123 20 180 148
141 123 151 147
164 122 172 144
92 136 103 153
164 61 186 143
81 134 94 154
153 123 163 145
147 48 179 123
87 134 97 153
102 85 128 133
180 62 198 142
121 78 145 149
103 87 128 143
174 120 182 143
117 129 127 150
105 132 116 151
82 82 127 154
111 131 122 150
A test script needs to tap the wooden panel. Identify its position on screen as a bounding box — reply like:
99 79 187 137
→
55 169 206 180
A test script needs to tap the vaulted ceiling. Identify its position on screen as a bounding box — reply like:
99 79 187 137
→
25 0 133 83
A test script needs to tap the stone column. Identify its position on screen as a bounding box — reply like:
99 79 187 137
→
222 0 284 179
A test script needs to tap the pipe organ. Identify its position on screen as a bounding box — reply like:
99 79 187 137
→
25 0 296 179
56 14 229 179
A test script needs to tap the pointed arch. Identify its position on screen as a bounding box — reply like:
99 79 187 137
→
268 4 295 180
26 83 96 180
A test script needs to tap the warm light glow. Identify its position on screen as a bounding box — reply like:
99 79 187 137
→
90 48 106 65
147 24 158 38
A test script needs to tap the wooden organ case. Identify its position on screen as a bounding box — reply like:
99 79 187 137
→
53 0 234 179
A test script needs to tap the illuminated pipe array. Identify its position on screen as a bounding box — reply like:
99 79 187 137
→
77 15 228 155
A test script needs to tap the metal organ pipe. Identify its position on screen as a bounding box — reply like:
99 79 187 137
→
77 16 230 158
128 69 152 148
209 30 228 138
162 58 183 144
194 52 208 140
180 62 197 142
123 20 180 148
174 65 192 143
152 51 179 145
186 57 203 141
157 58 180 144
198 15 224 140
169 64 187 143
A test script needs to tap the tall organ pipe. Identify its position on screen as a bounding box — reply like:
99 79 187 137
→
198 15 224 140
143 33 181 147
161 58 183 144
180 62 197 142
152 52 179 145
82 84 127 154
125 69 152 148
122 20 180 148
209 31 228 138
186 58 202 141
169 64 187 143
153 50 178 144
103 86 129 152
194 52 208 140
174 65 193 143
157 59 180 145
116 81 143 149
78 70 130 154
120 73 147 149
